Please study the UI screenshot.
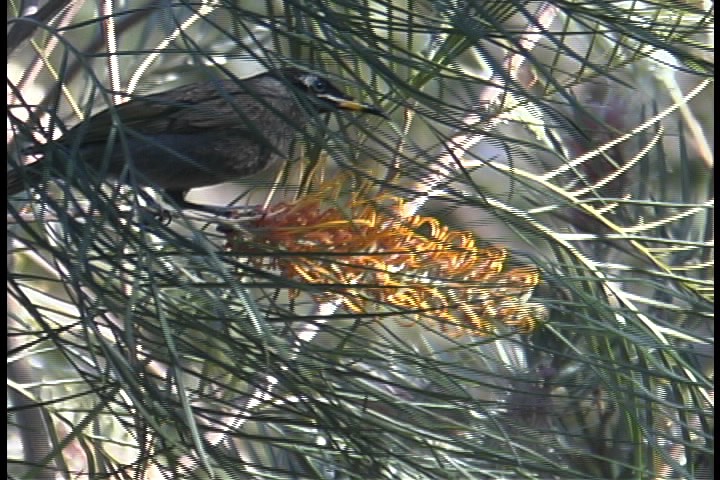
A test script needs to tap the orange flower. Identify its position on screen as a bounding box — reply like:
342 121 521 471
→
226 177 547 337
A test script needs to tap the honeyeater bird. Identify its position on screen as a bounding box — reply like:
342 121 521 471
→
8 68 386 212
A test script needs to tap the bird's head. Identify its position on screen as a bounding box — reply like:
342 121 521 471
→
272 68 387 118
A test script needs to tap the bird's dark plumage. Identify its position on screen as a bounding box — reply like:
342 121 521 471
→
8 68 385 211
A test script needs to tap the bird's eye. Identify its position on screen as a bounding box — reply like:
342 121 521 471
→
310 78 328 94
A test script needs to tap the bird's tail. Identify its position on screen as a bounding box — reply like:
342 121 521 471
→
7 162 45 196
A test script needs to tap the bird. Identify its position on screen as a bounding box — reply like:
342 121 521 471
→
8 68 386 212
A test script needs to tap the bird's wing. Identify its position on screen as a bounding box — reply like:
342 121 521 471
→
61 80 282 144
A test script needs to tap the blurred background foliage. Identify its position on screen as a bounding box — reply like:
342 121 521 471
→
7 1 713 479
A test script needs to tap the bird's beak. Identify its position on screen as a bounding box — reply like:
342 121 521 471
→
318 93 388 118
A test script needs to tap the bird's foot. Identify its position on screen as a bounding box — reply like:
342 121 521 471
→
164 190 260 218
211 205 265 233
137 204 173 226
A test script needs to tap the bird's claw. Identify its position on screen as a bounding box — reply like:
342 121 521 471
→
135 203 173 227
213 205 265 233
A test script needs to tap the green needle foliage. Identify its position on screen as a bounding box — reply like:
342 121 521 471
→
8 1 713 479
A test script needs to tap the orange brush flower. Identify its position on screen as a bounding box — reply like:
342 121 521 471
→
226 177 547 337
